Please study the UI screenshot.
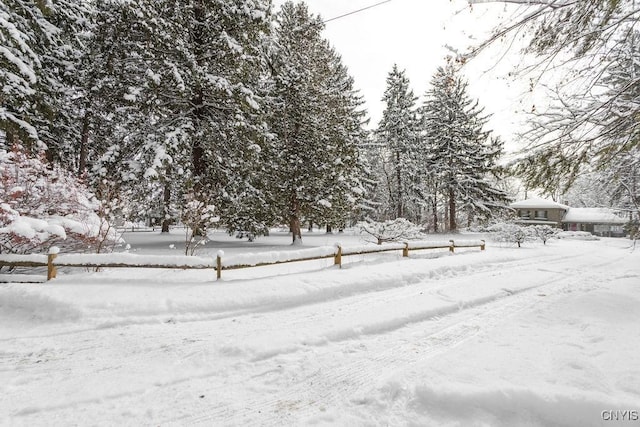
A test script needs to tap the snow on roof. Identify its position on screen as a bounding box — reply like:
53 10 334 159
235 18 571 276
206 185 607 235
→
509 198 569 210
562 208 628 224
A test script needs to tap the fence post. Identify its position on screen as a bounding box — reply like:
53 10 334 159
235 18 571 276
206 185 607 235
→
334 244 342 268
480 239 486 251
47 247 59 281
403 242 409 257
216 250 223 280
449 240 455 253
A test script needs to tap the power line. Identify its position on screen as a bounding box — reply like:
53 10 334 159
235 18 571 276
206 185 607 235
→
323 0 393 23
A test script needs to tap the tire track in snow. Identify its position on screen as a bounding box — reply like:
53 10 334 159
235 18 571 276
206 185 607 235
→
0 246 586 344
170 246 622 425
3 242 624 425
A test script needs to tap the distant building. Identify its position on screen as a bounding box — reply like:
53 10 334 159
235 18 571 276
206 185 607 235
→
509 198 569 228
509 198 628 237
562 208 627 237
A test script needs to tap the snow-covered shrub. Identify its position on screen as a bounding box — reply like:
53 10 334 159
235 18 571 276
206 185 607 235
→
488 222 533 248
358 218 425 245
0 146 121 255
556 231 600 241
531 225 560 245
181 194 219 255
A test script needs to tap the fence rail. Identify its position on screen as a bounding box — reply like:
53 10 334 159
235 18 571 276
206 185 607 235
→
0 239 485 282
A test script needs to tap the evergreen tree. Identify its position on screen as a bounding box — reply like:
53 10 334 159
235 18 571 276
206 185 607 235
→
1 0 57 149
75 0 177 231
159 0 273 237
421 60 509 232
269 2 366 243
77 0 273 235
305 50 368 233
0 0 93 162
375 65 421 221
38 0 94 166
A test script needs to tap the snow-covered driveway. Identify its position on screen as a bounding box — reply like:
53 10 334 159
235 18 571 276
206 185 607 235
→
2 238 639 426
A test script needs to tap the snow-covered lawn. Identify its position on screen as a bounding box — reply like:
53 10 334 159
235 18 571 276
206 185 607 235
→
1 231 639 426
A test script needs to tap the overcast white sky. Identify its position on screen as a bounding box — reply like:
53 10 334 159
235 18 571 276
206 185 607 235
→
272 0 538 151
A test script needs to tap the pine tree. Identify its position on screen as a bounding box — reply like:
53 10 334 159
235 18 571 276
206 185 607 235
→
157 0 273 237
421 60 509 232
74 0 273 236
269 2 366 243
1 0 57 149
305 49 368 232
73 0 176 231
37 0 93 166
375 65 421 221
0 0 93 163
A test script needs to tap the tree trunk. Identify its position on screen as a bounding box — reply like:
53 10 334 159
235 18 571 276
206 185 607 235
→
161 181 171 233
395 150 403 218
191 0 206 196
449 188 457 232
78 111 90 176
326 224 332 234
290 191 302 244
432 196 438 233
191 88 205 193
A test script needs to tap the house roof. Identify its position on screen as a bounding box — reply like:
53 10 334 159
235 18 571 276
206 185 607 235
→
509 198 569 210
562 208 628 224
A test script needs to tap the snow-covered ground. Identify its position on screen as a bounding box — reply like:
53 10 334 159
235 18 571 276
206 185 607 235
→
1 230 640 426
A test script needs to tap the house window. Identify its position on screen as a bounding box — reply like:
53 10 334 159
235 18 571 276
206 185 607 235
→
520 210 530 219
534 210 548 220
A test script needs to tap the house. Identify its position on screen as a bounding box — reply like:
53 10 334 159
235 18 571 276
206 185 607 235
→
562 208 627 237
509 198 629 237
509 198 569 228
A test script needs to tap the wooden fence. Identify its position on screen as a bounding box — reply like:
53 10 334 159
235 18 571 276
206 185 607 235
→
0 239 485 283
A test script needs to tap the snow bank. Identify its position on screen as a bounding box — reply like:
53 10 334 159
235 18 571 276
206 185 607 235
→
56 253 215 268
406 240 453 249
0 284 82 324
1 237 639 426
557 231 600 241
386 383 635 427
223 246 336 267
340 242 405 255
0 254 48 264
449 239 485 248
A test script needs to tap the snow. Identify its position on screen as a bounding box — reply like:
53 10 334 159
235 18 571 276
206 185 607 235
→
0 215 66 241
123 86 141 101
0 253 48 264
1 230 639 426
317 198 332 208
0 45 37 84
2 111 39 140
509 198 570 210
223 246 336 267
341 241 405 254
562 208 628 224
145 68 161 85
55 253 215 268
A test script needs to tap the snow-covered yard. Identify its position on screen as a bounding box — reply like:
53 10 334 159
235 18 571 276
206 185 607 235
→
1 231 640 426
